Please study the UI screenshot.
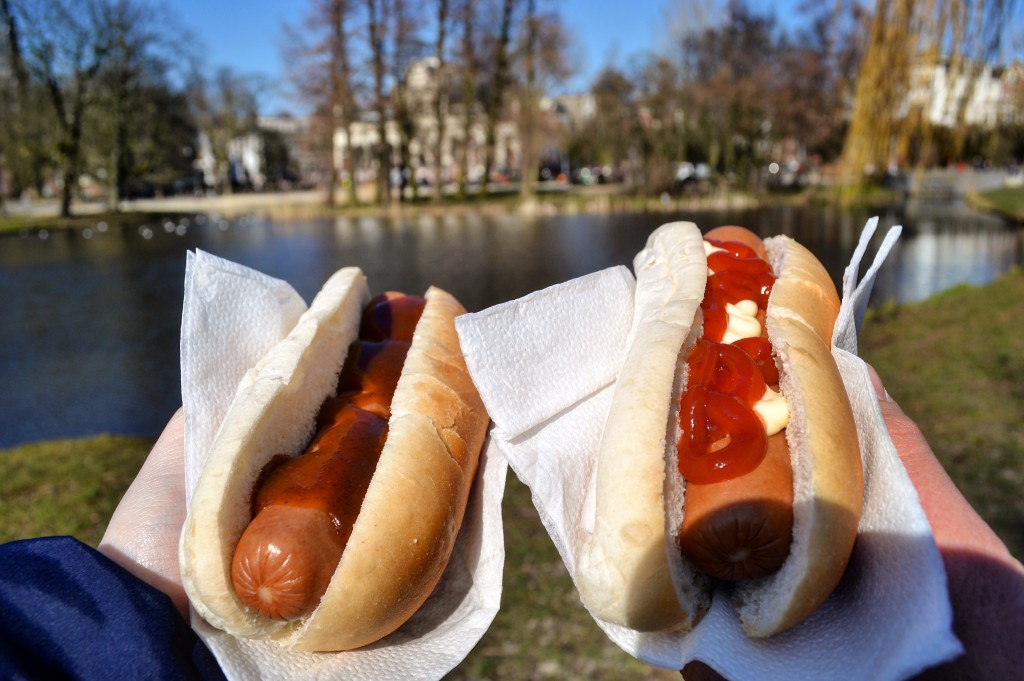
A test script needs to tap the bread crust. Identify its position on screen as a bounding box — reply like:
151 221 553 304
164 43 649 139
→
576 222 711 632
179 274 489 651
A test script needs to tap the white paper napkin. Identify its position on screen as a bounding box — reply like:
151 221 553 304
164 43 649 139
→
179 250 507 681
454 220 963 680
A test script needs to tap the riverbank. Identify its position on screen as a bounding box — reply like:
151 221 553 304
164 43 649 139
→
0 184 766 235
5 163 1021 233
4 172 1018 235
967 182 1024 222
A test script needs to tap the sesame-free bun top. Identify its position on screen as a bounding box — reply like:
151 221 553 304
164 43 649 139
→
731 234 861 637
575 221 711 632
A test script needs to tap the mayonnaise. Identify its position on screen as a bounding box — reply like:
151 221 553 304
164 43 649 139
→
754 386 789 436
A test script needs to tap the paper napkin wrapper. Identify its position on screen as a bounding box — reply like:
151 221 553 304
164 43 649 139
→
455 219 963 681
179 250 507 681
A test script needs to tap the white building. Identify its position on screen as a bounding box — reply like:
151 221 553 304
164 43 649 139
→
907 57 1023 129
333 57 523 188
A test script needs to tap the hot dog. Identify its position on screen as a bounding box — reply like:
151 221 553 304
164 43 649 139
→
179 268 490 651
575 221 861 638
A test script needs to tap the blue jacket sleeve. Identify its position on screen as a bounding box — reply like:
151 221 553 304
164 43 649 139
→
0 536 226 681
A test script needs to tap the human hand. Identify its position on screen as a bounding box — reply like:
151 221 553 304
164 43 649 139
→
97 408 188 617
866 366 1024 680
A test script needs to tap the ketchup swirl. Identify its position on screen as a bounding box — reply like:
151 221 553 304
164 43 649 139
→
677 240 778 484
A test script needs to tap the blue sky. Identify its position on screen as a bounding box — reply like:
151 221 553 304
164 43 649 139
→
172 0 801 113
175 0 684 109
171 0 1022 114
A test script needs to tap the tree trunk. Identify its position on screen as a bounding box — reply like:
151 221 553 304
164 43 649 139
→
432 0 448 201
366 0 391 206
343 119 358 205
457 0 477 197
480 0 515 197
519 0 537 204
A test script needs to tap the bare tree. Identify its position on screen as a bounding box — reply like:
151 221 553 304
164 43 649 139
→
390 0 427 202
516 0 571 201
331 0 360 206
454 0 479 196
282 0 361 207
188 66 260 194
518 0 538 202
93 0 177 209
0 0 31 208
366 0 391 205
632 54 685 192
480 0 517 195
3 0 195 209
431 0 449 201
19 0 113 216
0 0 27 93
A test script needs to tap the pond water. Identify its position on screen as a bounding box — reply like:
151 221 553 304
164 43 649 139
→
1 202 1019 448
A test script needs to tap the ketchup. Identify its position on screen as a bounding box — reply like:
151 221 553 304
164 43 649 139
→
700 239 774 343
677 240 777 484
258 293 427 522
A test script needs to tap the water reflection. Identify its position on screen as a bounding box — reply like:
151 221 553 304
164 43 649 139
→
0 204 1018 447
878 208 1020 303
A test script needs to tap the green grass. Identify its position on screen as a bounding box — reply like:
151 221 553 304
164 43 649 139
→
0 432 675 678
0 210 194 235
0 434 153 546
450 476 678 679
967 184 1024 221
860 268 1024 560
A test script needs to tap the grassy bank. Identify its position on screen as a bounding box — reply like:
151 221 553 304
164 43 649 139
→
0 186 763 235
860 268 1024 560
1 271 1021 676
966 184 1024 221
0 435 153 546
0 209 198 236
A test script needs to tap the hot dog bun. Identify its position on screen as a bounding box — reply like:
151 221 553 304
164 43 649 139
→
576 221 711 632
577 222 862 637
179 268 489 651
738 233 860 637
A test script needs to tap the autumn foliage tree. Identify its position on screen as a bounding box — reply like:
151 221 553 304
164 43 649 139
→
841 0 1019 181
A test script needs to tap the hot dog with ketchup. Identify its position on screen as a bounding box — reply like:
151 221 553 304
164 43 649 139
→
575 221 861 637
179 268 489 651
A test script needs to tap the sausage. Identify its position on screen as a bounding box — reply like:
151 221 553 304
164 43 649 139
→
675 226 795 581
678 432 794 580
229 293 425 621
360 290 427 342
